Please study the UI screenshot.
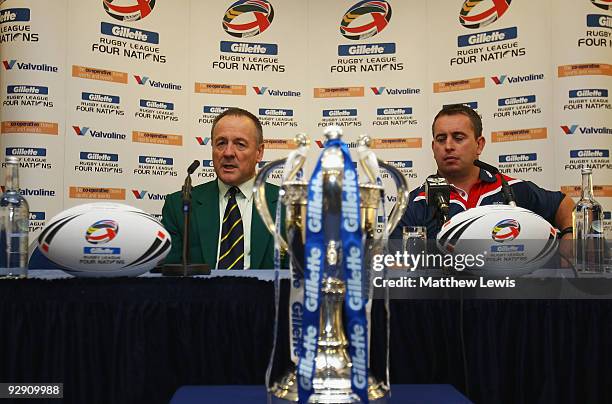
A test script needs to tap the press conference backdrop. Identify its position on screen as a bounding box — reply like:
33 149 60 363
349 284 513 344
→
0 0 610 241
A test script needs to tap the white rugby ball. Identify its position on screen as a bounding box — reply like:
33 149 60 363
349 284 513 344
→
436 205 558 274
38 203 171 277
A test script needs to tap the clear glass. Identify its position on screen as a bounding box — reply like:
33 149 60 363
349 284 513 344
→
402 226 427 255
0 157 29 278
572 168 604 273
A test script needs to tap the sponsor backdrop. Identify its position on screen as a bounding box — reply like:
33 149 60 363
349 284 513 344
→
1 0 611 241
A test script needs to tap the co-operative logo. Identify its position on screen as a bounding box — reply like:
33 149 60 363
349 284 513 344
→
222 0 274 38
85 219 119 244
459 0 512 29
591 0 611 11
102 0 155 22
491 218 520 242
340 0 392 40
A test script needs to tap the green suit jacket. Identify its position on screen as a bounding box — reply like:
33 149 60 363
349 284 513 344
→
161 179 282 269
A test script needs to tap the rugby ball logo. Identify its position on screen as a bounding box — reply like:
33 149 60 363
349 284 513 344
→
459 0 512 29
340 0 392 40
491 218 521 242
591 0 611 11
86 219 119 244
222 0 275 38
103 0 156 22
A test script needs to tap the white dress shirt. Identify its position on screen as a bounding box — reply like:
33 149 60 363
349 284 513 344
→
216 177 255 269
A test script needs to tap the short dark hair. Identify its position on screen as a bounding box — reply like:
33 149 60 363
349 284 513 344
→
211 107 264 145
432 104 482 138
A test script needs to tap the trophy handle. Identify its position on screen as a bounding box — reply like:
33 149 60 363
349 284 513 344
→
254 158 289 252
378 159 410 235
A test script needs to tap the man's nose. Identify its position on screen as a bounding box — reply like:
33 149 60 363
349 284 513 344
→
444 138 455 151
223 143 235 156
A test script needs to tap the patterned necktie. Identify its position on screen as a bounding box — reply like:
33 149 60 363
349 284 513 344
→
217 186 244 269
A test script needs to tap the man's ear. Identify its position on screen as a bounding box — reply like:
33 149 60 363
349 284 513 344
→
476 135 486 155
256 142 265 162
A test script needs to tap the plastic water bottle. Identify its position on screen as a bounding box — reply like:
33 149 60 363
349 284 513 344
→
0 156 29 278
572 167 604 273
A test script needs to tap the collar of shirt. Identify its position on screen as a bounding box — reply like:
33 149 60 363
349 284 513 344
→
217 177 255 202
446 168 501 209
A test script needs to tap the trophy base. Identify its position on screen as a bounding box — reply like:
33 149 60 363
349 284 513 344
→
161 263 210 276
268 368 388 403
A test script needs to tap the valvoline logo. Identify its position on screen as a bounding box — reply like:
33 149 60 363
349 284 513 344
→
0 8 30 24
73 126 90 136
253 86 267 95
102 0 156 22
499 153 537 163
2 59 59 72
222 0 274 38
196 137 211 145
133 75 182 91
85 219 119 244
252 86 301 97
459 0 512 29
490 73 544 85
371 86 420 95
591 0 611 11
561 125 578 135
491 218 521 242
131 190 166 200
6 147 46 156
340 0 392 40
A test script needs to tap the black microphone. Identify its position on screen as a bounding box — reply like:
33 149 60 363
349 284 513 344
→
187 159 200 175
425 175 450 224
473 159 516 206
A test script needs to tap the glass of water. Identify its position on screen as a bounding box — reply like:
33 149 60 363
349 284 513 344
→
402 226 427 265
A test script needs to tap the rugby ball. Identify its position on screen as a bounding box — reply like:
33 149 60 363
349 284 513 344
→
38 203 171 277
436 205 558 274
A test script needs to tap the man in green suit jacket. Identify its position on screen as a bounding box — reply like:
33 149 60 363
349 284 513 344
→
161 107 282 269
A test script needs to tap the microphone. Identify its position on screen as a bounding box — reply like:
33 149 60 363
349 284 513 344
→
473 159 516 206
425 175 450 224
187 159 200 175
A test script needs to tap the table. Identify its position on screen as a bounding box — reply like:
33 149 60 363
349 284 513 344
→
170 384 473 404
0 275 610 404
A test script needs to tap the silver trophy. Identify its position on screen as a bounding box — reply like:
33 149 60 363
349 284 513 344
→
255 127 408 403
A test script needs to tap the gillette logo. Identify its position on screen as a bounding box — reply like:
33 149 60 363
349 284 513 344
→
498 95 536 106
386 160 413 168
79 152 119 162
220 41 278 55
586 14 612 29
202 159 215 168
0 8 30 24
82 92 120 104
491 245 524 252
7 85 48 95
323 109 357 117
139 156 173 165
491 73 544 85
376 107 412 115
30 211 45 221
499 153 537 163
570 149 609 158
259 108 293 116
100 22 159 44
139 99 174 110
458 27 517 47
203 106 229 114
84 247 121 255
337 43 395 56
6 147 46 157
569 89 608 98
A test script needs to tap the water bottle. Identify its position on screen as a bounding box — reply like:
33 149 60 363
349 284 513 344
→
572 167 604 273
0 156 29 278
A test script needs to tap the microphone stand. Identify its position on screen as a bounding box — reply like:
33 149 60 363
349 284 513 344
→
162 162 210 276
